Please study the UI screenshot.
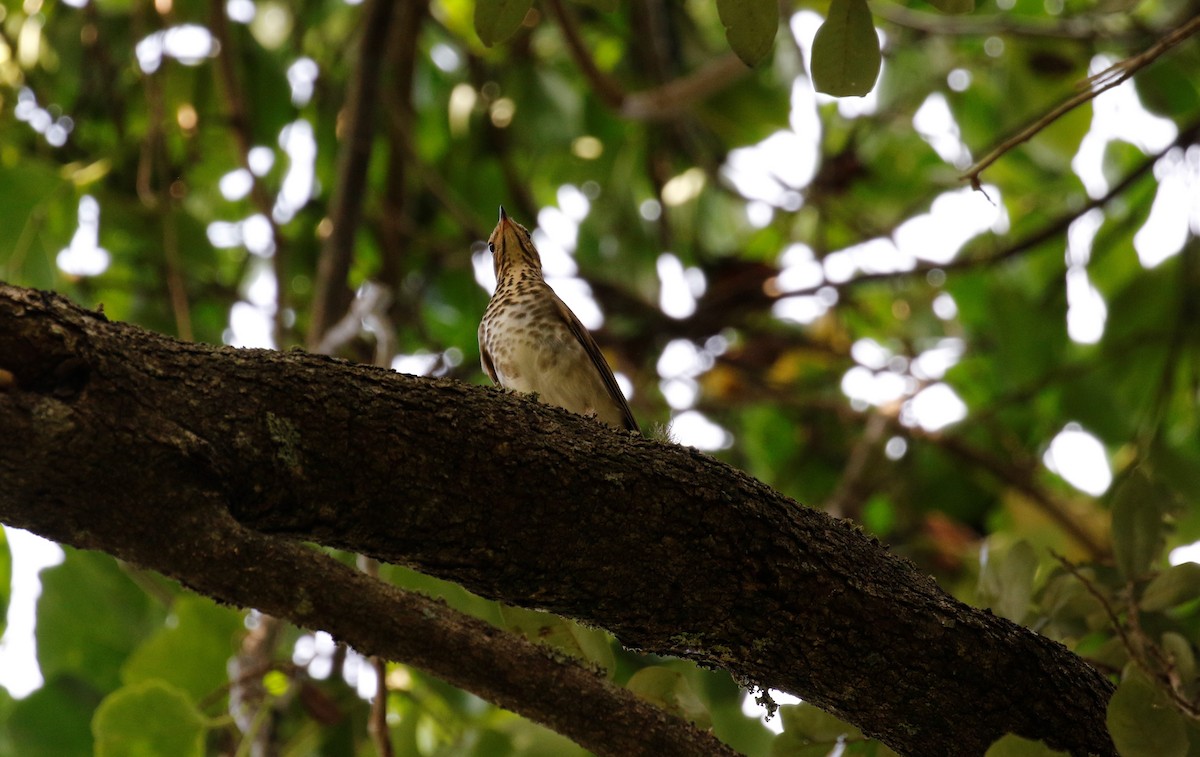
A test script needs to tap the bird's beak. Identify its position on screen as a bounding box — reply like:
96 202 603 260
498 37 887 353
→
498 206 508 223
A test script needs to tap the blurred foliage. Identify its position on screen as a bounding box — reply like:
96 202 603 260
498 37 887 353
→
2 0 1200 753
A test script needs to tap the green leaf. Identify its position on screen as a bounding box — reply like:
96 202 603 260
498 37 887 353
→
93 681 207 757
498 605 615 674
985 733 1068 756
717 0 778 67
1106 668 1188 757
475 0 534 46
625 667 712 729
1161 632 1195 683
810 0 881 97
4 676 99 757
1111 471 1166 581
38 549 163 693
121 596 244 702
1141 562 1200 612
778 702 863 741
978 540 1039 622
1134 55 1200 118
0 529 10 640
770 733 838 757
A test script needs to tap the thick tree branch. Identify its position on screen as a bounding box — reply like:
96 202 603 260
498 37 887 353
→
0 288 730 757
0 284 1118 756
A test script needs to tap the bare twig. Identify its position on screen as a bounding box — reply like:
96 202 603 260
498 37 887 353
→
543 0 625 109
621 54 750 120
312 281 394 359
1051 552 1132 648
358 556 395 757
876 4 1126 40
1053 552 1200 719
378 0 428 294
963 12 1200 185
544 0 751 120
822 410 889 519
779 118 1200 298
307 0 398 348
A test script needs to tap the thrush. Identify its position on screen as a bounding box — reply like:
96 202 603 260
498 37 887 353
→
479 207 639 432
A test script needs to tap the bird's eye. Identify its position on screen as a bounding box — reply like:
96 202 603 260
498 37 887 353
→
488 242 496 254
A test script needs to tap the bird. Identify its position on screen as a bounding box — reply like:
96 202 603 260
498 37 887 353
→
478 207 639 432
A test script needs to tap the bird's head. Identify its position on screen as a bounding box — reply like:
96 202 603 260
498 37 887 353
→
488 206 543 281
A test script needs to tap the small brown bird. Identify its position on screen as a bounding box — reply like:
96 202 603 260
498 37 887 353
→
479 207 639 432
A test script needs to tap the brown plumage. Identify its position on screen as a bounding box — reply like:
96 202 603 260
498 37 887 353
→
478 207 638 432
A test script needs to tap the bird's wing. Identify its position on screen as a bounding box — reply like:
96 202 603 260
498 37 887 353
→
479 330 499 385
550 292 639 432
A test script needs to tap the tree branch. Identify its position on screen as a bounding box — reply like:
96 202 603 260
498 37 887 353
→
777 117 1200 298
544 0 751 120
0 284 1118 757
307 0 398 348
0 288 730 757
962 11 1200 185
875 4 1130 40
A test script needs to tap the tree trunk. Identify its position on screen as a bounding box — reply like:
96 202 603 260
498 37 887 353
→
0 284 1116 756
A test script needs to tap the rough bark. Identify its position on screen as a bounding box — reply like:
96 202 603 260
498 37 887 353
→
0 284 1117 756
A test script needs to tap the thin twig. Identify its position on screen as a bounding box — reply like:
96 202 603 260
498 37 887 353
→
876 4 1126 40
544 0 751 120
358 555 395 757
622 54 750 121
963 12 1200 185
779 118 1200 297
543 0 625 109
377 0 428 294
1053 552 1200 719
822 410 889 519
1051 552 1135 652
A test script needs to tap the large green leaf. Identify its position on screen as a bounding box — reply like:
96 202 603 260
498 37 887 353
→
778 702 863 741
1111 471 1166 582
498 604 616 674
121 596 244 702
1140 562 1200 612
92 681 208 757
1106 668 1188 757
37 549 164 693
977 540 1039 622
717 0 778 67
985 734 1067 756
625 666 712 729
810 0 881 96
0 529 10 640
474 0 534 46
3 676 99 757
